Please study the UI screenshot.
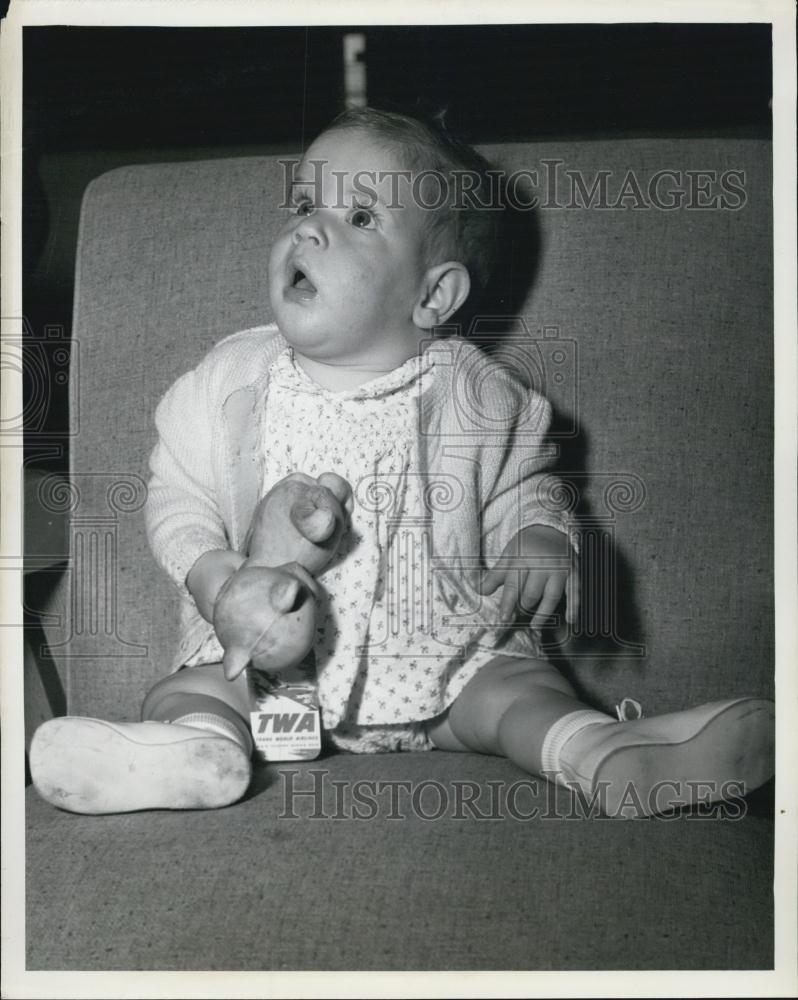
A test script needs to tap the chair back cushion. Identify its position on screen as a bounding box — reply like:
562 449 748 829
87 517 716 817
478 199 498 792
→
50 139 773 718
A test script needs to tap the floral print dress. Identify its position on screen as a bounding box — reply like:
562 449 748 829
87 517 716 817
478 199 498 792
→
259 348 540 752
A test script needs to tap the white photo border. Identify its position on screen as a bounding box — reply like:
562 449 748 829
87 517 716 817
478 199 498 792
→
2 2 796 997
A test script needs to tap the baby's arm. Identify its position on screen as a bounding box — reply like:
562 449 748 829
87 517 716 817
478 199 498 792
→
478 372 578 628
146 354 244 618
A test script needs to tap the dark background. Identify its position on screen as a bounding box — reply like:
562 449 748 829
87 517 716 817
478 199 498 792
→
25 23 772 153
23 23 772 474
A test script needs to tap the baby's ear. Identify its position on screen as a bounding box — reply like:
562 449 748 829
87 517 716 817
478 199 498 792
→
413 262 471 329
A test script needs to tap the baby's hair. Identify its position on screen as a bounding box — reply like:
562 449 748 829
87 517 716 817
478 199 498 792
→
321 106 501 303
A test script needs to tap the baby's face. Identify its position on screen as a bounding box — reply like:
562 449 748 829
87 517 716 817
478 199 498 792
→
268 128 430 369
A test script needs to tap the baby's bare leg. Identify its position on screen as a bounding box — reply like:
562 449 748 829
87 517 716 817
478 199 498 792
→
427 656 775 817
142 662 253 751
426 655 581 766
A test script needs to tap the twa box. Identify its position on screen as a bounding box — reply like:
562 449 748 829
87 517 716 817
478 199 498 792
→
249 665 321 763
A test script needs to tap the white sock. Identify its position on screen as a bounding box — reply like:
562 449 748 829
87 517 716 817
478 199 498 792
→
171 712 251 753
539 709 615 781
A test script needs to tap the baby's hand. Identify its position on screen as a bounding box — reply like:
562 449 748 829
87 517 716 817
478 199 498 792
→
213 561 321 680
477 525 579 629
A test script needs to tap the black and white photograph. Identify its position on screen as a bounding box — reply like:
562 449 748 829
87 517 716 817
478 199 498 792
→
2 1 796 996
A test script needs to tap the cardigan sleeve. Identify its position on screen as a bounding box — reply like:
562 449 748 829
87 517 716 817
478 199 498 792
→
479 369 578 561
145 326 284 601
145 356 230 600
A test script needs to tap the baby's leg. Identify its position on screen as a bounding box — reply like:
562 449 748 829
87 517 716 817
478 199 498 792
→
30 664 253 815
427 656 775 817
141 662 253 746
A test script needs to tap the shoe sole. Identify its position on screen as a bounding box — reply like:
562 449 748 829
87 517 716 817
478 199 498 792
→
593 698 775 817
30 717 252 814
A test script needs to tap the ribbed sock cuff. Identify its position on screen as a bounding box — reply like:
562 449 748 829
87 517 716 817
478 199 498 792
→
172 712 250 753
540 709 614 782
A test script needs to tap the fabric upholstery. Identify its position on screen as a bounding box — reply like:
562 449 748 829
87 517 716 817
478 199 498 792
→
27 751 774 971
27 138 774 971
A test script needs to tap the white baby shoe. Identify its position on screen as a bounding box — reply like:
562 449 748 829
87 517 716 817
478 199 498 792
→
30 716 252 815
541 697 775 818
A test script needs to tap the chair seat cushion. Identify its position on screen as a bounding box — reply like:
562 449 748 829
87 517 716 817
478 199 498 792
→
26 751 773 971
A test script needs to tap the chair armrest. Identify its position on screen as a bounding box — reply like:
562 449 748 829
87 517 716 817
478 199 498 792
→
25 468 69 574
24 468 69 756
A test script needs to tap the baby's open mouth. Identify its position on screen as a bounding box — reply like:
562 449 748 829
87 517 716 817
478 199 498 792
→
289 266 317 294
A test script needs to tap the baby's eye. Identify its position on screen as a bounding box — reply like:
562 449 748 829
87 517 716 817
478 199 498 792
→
293 198 314 217
348 206 376 229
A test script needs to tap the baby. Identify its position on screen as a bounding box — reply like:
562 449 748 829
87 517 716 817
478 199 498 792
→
31 107 774 818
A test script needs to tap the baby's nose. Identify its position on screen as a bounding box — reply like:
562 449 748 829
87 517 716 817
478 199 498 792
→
292 216 325 247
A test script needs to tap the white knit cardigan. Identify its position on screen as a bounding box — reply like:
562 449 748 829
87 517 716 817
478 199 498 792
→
145 325 573 671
